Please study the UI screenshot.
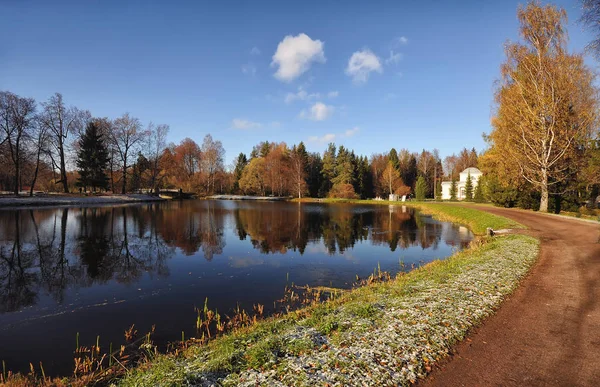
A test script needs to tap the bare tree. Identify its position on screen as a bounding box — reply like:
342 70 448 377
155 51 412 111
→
145 122 169 193
29 121 50 196
0 91 37 195
110 113 146 194
39 93 90 193
201 134 225 195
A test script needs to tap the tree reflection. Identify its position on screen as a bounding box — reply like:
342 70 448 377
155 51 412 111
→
0 202 471 314
0 204 176 313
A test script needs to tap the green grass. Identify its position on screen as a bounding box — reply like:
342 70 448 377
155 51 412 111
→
292 198 524 235
119 232 539 386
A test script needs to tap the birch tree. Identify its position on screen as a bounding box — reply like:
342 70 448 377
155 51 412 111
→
488 1 598 212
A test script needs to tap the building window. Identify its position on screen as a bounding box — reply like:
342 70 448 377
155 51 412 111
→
460 187 466 199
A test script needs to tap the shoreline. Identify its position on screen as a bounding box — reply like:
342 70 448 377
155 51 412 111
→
116 203 536 386
0 194 166 209
1 201 537 386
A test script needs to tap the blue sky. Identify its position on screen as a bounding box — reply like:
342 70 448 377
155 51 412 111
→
0 0 594 165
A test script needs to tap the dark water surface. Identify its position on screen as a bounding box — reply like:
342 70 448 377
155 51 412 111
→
0 200 473 375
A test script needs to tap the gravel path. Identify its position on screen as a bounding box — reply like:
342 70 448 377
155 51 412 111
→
421 206 600 386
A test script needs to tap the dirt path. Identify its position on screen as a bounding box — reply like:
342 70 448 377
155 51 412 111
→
421 207 600 387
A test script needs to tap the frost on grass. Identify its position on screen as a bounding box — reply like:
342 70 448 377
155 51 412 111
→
121 235 538 387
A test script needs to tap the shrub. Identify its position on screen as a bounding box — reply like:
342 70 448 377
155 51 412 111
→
328 183 359 199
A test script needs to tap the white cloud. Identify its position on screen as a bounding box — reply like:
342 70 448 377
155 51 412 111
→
250 46 261 55
231 119 262 130
327 91 339 99
300 102 334 121
271 33 325 82
284 87 321 104
308 126 359 144
241 63 257 76
270 121 281 128
308 133 337 144
345 49 382 84
344 127 359 137
395 36 408 46
385 50 402 65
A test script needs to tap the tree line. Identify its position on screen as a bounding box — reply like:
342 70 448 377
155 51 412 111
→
0 90 478 199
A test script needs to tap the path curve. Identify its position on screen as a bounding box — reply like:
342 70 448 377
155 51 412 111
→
421 206 600 386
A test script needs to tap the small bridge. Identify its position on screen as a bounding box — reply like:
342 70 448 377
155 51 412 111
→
158 189 195 200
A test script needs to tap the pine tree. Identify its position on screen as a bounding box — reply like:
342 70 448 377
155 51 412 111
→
465 171 474 201
450 177 458 201
76 121 110 192
415 176 427 201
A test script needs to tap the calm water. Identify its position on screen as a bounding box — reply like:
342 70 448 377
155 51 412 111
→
0 200 473 375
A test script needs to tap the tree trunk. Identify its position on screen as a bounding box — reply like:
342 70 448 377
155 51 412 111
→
59 143 69 193
13 138 20 196
539 169 549 212
122 158 127 194
29 146 42 197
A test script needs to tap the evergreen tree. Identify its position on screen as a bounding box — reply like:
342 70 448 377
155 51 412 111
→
307 152 323 197
474 178 485 203
332 146 355 186
401 154 418 189
435 177 443 201
320 143 337 196
415 176 427 201
389 148 400 170
450 177 458 201
76 121 110 192
233 152 248 193
465 171 474 201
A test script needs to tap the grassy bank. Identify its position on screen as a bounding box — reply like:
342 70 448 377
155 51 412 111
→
118 204 537 387
292 199 523 235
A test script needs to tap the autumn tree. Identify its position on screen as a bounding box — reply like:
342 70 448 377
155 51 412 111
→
39 93 90 193
239 157 266 195
381 160 401 196
487 1 599 212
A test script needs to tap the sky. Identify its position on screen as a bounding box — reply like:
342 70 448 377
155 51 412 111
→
0 0 596 166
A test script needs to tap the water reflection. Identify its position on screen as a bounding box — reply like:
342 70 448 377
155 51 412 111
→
0 200 472 375
0 205 176 313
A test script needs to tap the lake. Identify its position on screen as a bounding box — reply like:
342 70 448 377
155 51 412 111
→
0 200 473 376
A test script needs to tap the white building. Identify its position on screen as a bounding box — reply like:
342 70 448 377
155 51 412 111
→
441 167 482 200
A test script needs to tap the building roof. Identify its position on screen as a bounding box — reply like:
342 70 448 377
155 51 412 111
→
461 167 482 174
